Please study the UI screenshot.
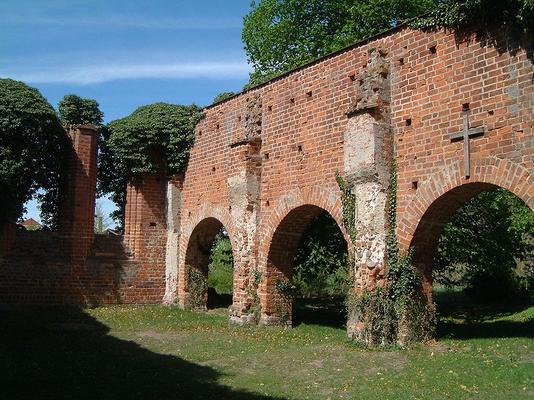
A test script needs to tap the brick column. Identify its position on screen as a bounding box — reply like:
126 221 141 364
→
123 173 167 302
59 125 98 258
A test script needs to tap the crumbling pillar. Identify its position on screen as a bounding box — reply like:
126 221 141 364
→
227 93 263 324
343 49 393 340
59 125 98 258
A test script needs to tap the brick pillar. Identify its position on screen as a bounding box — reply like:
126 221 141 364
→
123 173 167 302
59 125 98 258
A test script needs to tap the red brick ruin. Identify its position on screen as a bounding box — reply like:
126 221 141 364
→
1 27 532 336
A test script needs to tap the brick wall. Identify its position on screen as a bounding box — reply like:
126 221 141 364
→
166 26 533 326
1 26 532 313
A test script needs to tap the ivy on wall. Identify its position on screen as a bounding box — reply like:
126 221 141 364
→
345 164 436 346
335 172 357 244
186 267 208 310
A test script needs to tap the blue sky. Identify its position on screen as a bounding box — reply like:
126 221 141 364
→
1 0 253 225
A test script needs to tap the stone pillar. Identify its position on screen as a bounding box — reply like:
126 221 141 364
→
343 48 393 340
163 175 184 304
59 125 98 258
228 93 263 324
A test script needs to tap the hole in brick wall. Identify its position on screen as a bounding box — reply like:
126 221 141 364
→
268 105 273 111
188 211 191 217
462 103 470 111
216 124 220 130
237 116 241 122
290 98 295 104
380 72 388 79
412 181 418 190
488 110 494 115
398 57 404 66
429 45 437 54
266 200 270 207
198 130 202 137
405 118 412 126
359 79 364 86
150 222 157 227
264 152 269 160
306 91 313 97
212 166 216 172
349 74 356 81
297 145 303 152
228 205 232 211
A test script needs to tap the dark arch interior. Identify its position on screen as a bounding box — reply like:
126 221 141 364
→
411 184 534 339
184 218 234 310
267 205 349 328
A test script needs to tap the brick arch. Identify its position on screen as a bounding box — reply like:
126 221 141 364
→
397 157 534 297
257 185 348 325
177 204 238 309
258 185 346 266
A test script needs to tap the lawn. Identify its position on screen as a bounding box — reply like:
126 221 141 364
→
1 295 533 400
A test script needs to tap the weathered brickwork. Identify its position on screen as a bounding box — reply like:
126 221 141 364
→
0 27 532 336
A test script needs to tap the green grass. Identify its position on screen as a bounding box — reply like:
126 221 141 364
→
1 295 533 399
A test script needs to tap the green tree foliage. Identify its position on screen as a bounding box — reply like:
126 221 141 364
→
292 213 349 298
208 232 234 295
58 94 104 127
242 0 436 86
212 92 236 104
412 0 534 37
0 79 66 225
99 103 203 227
434 189 534 299
107 103 203 175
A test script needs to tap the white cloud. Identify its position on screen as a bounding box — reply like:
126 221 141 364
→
1 15 242 30
1 61 251 85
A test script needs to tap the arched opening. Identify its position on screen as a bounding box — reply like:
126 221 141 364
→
410 183 534 339
184 218 235 311
264 205 349 327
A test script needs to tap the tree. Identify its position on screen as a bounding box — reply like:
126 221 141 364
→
292 213 349 298
213 92 236 104
242 0 436 86
208 232 234 295
94 201 114 234
412 0 534 38
0 79 66 225
434 189 534 299
99 103 203 227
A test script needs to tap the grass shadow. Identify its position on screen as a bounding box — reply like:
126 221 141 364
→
292 297 346 329
434 288 534 340
0 306 286 400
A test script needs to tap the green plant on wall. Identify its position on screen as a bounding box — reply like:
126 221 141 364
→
186 267 208 310
347 164 436 346
245 269 263 323
274 278 295 325
335 172 357 244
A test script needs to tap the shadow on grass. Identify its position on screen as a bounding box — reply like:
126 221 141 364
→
0 306 285 400
434 289 534 340
292 297 346 329
207 288 233 310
